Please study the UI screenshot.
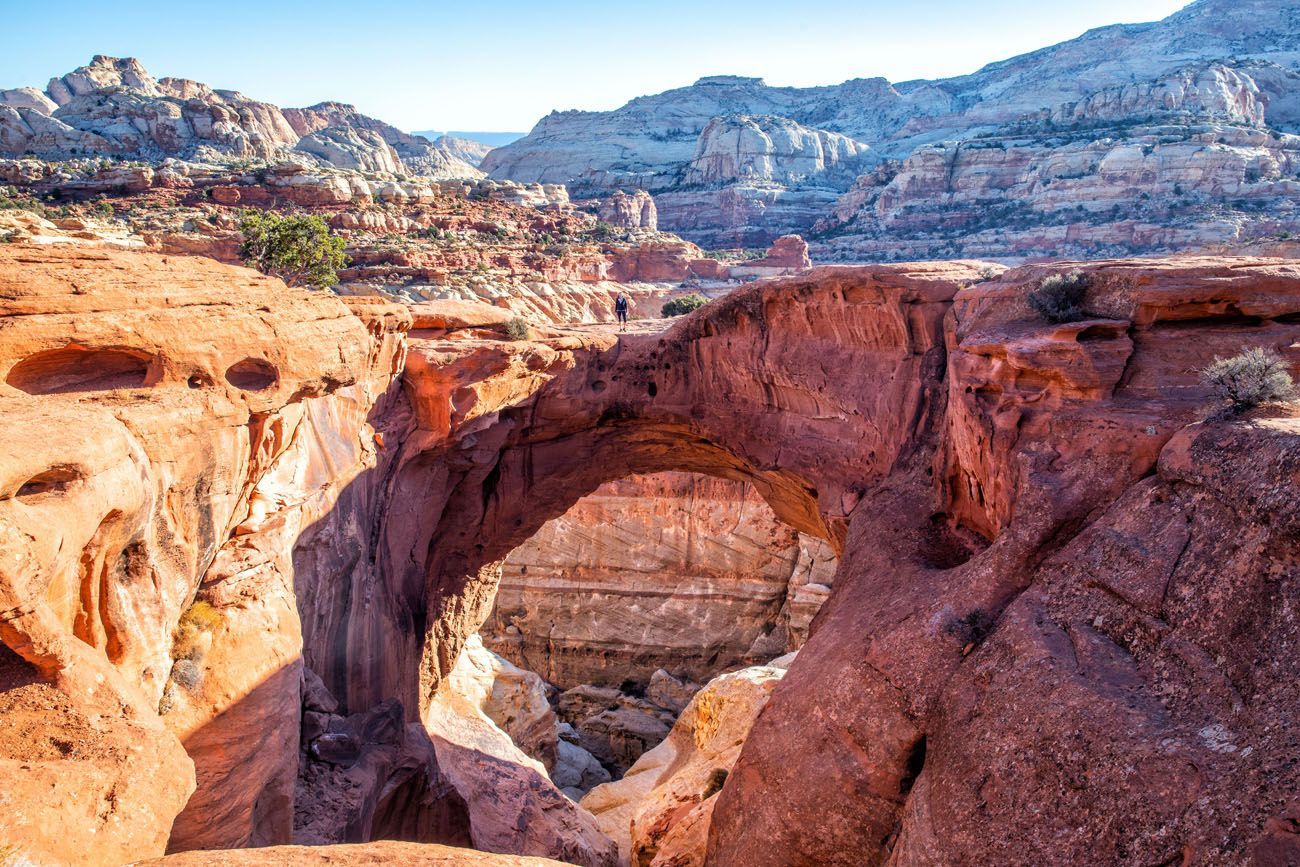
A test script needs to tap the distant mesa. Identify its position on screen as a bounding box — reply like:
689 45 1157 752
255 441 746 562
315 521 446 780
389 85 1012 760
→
480 0 1300 259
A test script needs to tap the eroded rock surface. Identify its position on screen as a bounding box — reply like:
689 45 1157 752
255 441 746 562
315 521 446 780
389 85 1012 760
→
139 840 569 866
581 658 791 866
483 471 835 689
485 1 1300 254
5 243 1300 867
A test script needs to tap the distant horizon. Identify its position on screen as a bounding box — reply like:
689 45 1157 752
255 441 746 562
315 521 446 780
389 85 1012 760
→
2 0 1192 132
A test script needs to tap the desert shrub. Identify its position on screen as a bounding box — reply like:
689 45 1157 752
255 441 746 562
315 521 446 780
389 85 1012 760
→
238 210 348 289
977 264 999 281
662 294 709 318
158 685 176 716
173 600 220 661
504 316 531 341
1201 347 1294 414
702 767 729 799
1027 269 1089 323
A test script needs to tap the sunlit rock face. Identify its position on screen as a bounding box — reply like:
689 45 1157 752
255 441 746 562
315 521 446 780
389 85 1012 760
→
481 471 836 691
485 1 1300 251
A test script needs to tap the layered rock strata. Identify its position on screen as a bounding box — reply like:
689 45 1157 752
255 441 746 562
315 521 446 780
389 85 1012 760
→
483 471 834 689
485 0 1300 254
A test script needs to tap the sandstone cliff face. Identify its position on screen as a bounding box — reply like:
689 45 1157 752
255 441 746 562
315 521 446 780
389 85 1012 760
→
682 115 868 187
815 105 1300 262
482 471 834 689
0 246 409 861
486 0 1300 252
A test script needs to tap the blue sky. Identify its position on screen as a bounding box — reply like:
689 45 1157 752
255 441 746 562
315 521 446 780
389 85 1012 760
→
1 0 1191 133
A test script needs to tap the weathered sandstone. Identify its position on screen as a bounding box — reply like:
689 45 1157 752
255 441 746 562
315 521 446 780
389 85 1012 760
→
483 471 835 689
138 841 568 865
486 1 1300 252
581 658 791 866
5 242 1300 867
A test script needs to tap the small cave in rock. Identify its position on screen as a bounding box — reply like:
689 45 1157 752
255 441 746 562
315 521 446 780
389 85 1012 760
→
472 470 838 801
224 358 279 391
6 345 155 395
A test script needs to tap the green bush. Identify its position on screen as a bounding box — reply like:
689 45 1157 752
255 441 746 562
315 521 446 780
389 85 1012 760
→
1201 347 1294 414
662 294 708 318
238 210 348 289
504 316 531 341
1027 270 1089 323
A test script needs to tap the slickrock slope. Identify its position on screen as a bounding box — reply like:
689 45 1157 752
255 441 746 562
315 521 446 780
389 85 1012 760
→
485 0 1300 254
6 243 1300 867
483 471 834 689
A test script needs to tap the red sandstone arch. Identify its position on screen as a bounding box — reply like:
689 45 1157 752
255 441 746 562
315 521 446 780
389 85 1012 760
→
380 258 1300 866
390 264 967 709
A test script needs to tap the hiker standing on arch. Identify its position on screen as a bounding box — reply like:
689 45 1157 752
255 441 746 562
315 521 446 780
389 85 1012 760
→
615 293 630 332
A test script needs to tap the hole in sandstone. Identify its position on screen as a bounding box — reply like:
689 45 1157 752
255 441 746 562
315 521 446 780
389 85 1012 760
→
187 373 213 389
591 380 607 393
13 466 82 501
477 471 839 802
224 358 279 391
918 513 989 570
1075 324 1121 342
1152 314 1264 330
647 381 658 397
899 735 926 796
7 345 154 395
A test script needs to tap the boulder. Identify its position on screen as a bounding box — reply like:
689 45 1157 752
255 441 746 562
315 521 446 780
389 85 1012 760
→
580 662 787 866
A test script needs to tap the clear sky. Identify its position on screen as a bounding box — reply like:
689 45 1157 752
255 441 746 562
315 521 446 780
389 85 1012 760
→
1 0 1191 134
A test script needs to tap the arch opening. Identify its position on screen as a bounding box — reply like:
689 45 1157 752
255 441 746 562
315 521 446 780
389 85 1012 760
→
450 462 839 800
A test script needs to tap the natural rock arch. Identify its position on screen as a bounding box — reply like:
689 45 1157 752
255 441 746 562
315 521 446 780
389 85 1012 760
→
387 263 967 708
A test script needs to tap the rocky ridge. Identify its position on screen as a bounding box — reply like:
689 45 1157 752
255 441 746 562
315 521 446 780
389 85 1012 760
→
483 0 1300 257
1 56 480 179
